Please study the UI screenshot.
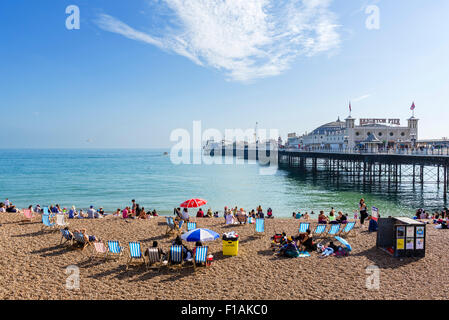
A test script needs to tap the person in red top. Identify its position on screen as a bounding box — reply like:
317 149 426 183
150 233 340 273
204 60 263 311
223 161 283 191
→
196 208 204 218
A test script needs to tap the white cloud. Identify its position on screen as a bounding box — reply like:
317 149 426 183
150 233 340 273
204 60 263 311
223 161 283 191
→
95 0 340 82
352 94 372 102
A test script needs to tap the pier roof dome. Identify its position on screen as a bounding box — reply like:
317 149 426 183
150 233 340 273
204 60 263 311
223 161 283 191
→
311 118 345 135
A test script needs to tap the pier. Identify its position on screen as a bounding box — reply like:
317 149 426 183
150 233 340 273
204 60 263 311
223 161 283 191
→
279 149 449 201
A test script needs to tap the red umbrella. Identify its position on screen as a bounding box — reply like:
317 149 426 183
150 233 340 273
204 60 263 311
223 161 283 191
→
180 198 207 208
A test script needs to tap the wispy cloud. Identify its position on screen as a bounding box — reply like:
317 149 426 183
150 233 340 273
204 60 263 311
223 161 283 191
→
352 94 372 102
95 0 341 82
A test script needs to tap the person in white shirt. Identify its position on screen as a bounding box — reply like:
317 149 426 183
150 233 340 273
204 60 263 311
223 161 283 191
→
5 199 10 208
181 208 189 221
87 206 97 219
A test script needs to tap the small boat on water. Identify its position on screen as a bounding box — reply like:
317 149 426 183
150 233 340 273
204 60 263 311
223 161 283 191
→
163 152 168 155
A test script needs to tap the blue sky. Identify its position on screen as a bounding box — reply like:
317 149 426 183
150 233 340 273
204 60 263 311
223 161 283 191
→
1 0 448 148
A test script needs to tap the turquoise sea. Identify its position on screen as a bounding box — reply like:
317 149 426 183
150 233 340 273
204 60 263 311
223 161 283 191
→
0 149 446 217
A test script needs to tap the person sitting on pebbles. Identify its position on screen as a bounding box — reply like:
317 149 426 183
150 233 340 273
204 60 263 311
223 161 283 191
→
76 228 100 243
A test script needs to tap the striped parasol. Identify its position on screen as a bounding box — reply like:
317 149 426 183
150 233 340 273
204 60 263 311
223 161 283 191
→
180 198 207 208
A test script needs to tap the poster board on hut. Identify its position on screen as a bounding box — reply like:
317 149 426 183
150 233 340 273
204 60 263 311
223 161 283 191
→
371 206 379 222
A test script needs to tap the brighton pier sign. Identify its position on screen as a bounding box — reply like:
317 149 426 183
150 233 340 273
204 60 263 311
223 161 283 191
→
359 118 401 126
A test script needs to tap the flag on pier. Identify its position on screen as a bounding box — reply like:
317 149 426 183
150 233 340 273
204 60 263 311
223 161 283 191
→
349 101 352 113
410 102 416 110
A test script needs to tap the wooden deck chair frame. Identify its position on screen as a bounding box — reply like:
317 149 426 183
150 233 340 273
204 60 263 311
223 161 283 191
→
254 218 265 237
312 224 328 239
193 246 209 272
338 221 356 238
59 229 74 246
146 247 163 271
72 232 92 251
126 242 147 271
106 240 124 261
168 245 184 271
165 217 175 235
90 241 108 261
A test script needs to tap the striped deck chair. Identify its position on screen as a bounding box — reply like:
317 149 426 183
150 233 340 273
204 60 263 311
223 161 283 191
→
298 222 311 234
312 224 327 239
56 214 69 227
255 218 265 236
193 246 209 271
59 229 73 246
338 221 356 237
168 245 184 270
225 214 235 225
187 222 197 232
165 217 175 235
126 242 147 270
325 224 342 238
146 248 162 271
73 231 91 250
91 242 108 261
22 209 34 222
106 240 124 261
248 217 253 224
42 214 56 231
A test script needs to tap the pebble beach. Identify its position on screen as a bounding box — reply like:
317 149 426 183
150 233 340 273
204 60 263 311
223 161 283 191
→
1 213 448 300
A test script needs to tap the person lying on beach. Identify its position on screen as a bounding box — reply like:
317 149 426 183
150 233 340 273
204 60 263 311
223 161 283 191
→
6 205 19 213
318 241 340 258
318 211 328 224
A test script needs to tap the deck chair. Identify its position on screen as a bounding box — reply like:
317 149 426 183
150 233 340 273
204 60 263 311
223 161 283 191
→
168 245 184 270
59 229 73 246
126 242 147 270
325 224 342 238
298 222 311 234
187 222 197 232
91 242 108 261
22 209 35 222
255 218 265 236
193 246 209 271
72 231 91 250
312 224 327 239
248 217 253 224
338 221 356 237
165 217 175 235
56 214 69 227
225 214 235 225
146 248 163 271
42 214 57 231
106 240 124 261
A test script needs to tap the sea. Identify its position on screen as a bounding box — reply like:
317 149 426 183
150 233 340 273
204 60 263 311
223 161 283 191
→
0 149 446 217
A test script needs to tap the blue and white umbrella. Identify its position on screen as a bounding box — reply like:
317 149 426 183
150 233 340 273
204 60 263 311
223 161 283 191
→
334 236 352 252
181 228 220 242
